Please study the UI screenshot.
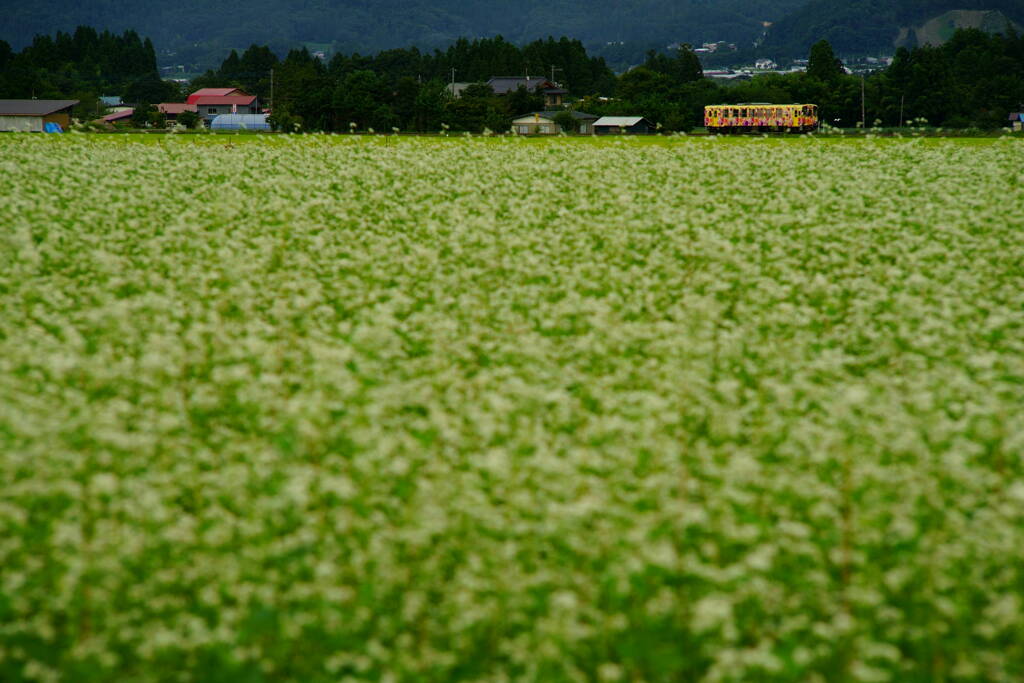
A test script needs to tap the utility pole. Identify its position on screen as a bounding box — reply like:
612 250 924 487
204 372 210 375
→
860 74 866 129
270 68 274 112
899 94 904 128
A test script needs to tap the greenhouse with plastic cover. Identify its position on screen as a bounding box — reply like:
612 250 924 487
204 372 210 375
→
210 113 271 131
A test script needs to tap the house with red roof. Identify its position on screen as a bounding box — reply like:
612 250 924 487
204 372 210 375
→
192 94 260 125
185 88 249 105
157 102 198 122
102 108 134 124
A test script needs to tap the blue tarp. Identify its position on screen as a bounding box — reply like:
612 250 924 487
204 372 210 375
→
43 122 63 133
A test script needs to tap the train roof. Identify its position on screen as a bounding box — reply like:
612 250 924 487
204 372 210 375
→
706 103 816 106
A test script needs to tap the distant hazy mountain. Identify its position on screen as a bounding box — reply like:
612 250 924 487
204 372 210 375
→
0 0 805 66
760 0 1024 57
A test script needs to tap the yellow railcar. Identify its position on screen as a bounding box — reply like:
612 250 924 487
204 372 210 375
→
704 103 818 133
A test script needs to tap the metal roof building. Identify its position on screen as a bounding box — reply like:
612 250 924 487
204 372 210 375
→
186 88 248 105
0 99 79 132
593 116 656 134
102 108 134 123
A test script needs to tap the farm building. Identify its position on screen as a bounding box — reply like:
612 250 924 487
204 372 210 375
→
210 113 271 130
0 100 78 132
593 116 656 134
511 111 598 135
1008 111 1023 131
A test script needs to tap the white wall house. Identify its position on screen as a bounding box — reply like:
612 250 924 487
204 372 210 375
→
511 111 598 135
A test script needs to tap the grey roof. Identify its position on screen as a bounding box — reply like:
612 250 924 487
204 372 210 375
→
593 116 651 127
487 77 554 94
0 99 79 116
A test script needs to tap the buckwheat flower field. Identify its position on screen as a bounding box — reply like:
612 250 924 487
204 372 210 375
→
1 134 1023 682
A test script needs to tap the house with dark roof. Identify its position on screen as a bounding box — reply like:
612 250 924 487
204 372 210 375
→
0 100 79 132
487 77 568 108
511 110 598 135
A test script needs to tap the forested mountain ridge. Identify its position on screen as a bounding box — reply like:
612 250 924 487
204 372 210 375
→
760 0 1024 57
0 0 805 67
3 0 1021 69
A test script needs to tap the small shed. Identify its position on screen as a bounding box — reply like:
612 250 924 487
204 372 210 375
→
210 113 271 131
0 99 79 132
593 116 656 135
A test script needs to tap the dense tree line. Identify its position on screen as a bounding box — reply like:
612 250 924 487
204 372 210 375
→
0 27 180 118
